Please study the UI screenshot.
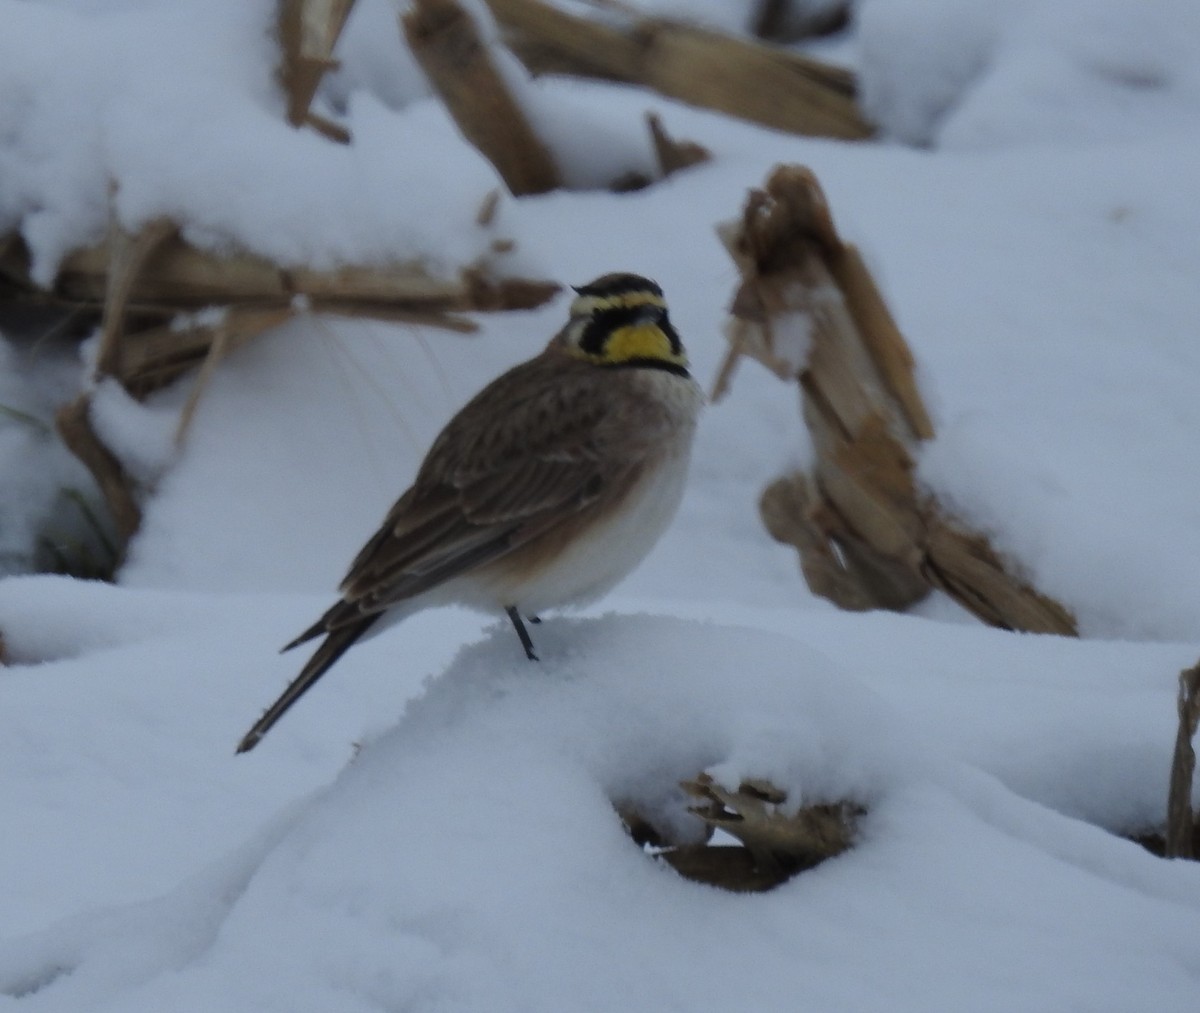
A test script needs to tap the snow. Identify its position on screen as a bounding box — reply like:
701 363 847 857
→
0 0 501 284
0 336 96 576
1 584 1198 1010
858 0 1200 147
3 1 1200 1010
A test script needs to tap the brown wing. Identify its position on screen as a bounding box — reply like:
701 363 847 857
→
331 349 668 620
242 351 682 752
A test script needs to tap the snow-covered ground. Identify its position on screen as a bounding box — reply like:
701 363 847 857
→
2 1 1200 1010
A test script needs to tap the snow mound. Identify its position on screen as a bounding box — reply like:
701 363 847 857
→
859 0 1200 147
0 0 499 285
3 609 1199 1011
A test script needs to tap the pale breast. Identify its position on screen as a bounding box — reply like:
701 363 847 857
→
464 368 703 614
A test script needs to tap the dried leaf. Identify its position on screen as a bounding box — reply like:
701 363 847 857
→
719 164 1077 634
682 773 859 875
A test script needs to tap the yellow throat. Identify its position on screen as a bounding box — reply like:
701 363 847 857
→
601 322 686 366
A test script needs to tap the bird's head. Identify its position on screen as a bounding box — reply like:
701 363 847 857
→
557 273 689 374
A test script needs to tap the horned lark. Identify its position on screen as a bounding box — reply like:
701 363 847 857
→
237 273 703 753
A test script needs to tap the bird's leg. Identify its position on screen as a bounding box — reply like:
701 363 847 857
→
528 616 541 624
505 606 539 661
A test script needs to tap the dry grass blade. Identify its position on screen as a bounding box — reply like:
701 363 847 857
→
404 0 561 196
486 0 872 141
114 306 294 398
170 306 298 445
1165 660 1200 859
94 218 177 378
277 0 357 143
921 524 1078 634
55 395 141 554
1 228 558 397
646 112 710 178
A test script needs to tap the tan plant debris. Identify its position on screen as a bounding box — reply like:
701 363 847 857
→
485 0 873 141
632 774 860 892
404 0 562 196
277 0 357 143
1166 660 1200 859
717 164 1077 635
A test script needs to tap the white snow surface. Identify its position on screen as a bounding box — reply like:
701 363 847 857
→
0 0 498 285
858 0 1200 147
2 2 1200 1010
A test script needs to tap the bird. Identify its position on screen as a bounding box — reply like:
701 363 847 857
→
236 272 704 753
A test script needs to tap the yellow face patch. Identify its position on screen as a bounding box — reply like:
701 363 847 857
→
599 323 688 367
563 284 687 369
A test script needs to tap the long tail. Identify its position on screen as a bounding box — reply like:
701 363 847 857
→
236 612 382 753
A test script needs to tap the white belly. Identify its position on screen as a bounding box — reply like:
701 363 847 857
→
508 445 693 614
384 368 702 623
